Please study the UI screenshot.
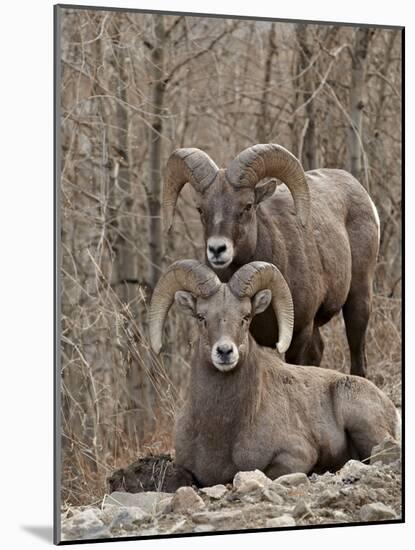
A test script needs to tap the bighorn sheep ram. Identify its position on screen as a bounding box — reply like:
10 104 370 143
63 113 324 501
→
163 144 380 377
149 260 399 487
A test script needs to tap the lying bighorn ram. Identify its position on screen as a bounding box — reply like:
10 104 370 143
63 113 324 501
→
162 145 380 377
149 260 399 487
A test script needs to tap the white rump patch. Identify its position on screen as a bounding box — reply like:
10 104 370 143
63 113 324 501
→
395 408 401 443
368 195 381 250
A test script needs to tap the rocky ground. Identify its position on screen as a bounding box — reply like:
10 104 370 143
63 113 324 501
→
61 438 401 542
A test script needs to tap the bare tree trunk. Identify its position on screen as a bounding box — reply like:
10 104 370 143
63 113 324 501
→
106 16 157 443
373 30 399 135
296 24 317 170
371 30 399 289
147 15 166 290
256 23 276 143
112 51 135 301
348 28 374 179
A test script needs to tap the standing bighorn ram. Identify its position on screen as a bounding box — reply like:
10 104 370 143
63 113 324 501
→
149 260 400 487
162 144 380 377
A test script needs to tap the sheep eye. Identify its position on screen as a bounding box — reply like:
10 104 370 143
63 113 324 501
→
241 314 250 325
196 207 206 223
240 203 252 217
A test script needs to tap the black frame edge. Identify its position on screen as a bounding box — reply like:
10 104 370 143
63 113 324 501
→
400 25 405 524
54 3 62 546
55 3 404 31
57 518 404 546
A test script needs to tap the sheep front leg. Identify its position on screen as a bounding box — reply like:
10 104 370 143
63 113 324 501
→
285 323 323 366
342 289 371 377
308 325 325 365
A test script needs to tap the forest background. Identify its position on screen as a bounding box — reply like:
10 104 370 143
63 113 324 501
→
59 7 402 506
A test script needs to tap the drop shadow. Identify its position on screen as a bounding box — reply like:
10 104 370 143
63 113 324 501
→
21 525 53 543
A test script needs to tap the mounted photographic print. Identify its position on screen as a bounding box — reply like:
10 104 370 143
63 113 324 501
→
54 3 404 544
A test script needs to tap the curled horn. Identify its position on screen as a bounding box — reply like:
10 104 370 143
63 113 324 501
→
229 262 294 354
162 148 219 233
149 260 221 354
226 144 310 227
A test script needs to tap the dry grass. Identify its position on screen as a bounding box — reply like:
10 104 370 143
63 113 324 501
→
61 258 191 507
321 294 401 406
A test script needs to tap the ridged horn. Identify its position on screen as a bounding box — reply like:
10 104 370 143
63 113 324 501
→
149 260 221 354
162 148 219 233
229 261 294 354
226 144 310 227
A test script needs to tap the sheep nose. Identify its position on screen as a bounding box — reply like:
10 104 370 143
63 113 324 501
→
207 237 234 269
208 243 227 257
212 339 239 370
216 343 233 357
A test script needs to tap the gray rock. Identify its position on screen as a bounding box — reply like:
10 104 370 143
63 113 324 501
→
135 526 160 537
172 486 205 513
104 491 173 515
275 473 310 488
313 471 336 483
269 480 289 496
200 484 228 499
106 507 150 531
316 489 339 507
331 510 350 522
235 479 263 495
192 510 243 525
376 489 390 501
311 481 328 491
166 519 187 534
364 475 386 488
159 498 174 514
370 437 401 465
233 469 272 490
194 524 216 533
61 508 111 541
340 459 371 481
359 503 397 522
266 515 296 528
292 500 313 519
262 487 284 505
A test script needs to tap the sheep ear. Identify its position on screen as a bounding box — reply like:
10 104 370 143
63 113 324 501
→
254 179 277 204
175 291 197 316
252 289 272 316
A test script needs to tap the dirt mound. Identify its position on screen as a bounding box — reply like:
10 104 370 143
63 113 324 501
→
107 454 194 494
